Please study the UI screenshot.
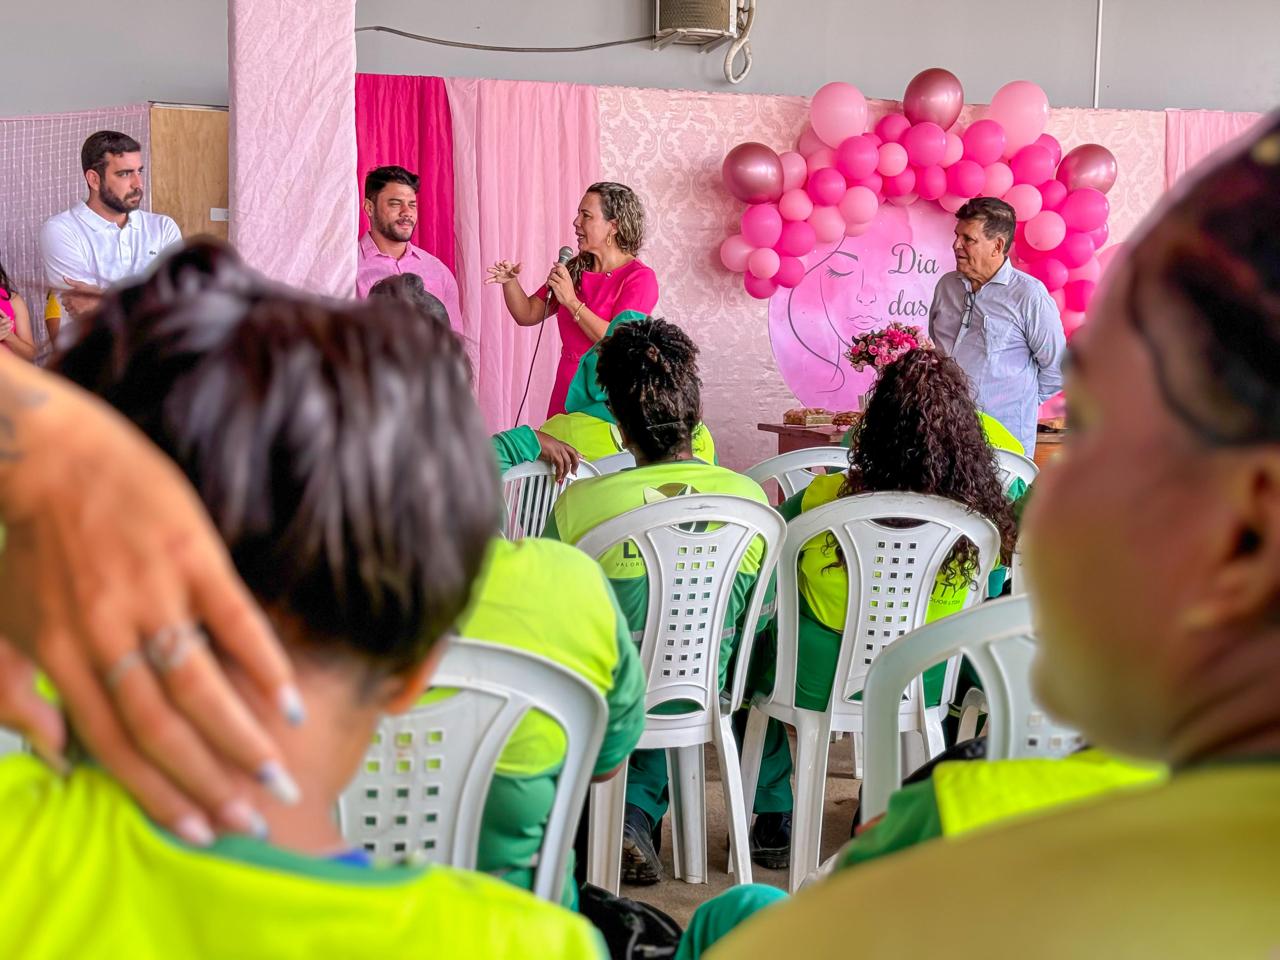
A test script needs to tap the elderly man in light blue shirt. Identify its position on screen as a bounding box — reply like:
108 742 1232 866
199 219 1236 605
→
928 197 1065 453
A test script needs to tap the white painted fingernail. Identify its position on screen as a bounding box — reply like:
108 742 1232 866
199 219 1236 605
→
257 760 302 806
278 685 306 726
174 814 216 847
222 799 269 840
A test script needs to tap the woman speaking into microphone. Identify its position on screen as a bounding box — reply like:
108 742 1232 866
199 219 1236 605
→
487 182 659 418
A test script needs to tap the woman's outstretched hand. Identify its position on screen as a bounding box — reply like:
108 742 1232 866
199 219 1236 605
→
486 260 522 284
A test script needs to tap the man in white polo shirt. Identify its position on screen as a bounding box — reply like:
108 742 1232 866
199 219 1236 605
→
40 131 182 343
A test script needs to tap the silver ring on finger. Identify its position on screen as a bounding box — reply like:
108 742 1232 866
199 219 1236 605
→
104 650 145 690
144 622 208 675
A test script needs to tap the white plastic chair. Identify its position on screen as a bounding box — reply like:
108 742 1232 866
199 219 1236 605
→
591 451 636 475
574 495 785 893
994 449 1039 495
337 638 606 904
859 595 1084 822
744 447 851 502
0 728 24 757
739 492 1000 892
500 459 599 539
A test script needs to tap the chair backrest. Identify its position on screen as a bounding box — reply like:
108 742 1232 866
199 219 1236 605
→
993 449 1039 495
0 727 24 758
860 595 1086 820
337 638 606 903
500 459 600 539
572 495 785 729
744 447 851 502
591 451 636 475
767 493 1001 721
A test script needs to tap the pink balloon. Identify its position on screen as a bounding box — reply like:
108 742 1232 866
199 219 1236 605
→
743 272 778 300
883 167 917 197
779 188 815 222
1035 133 1063 166
947 159 985 197
808 205 846 243
1009 144 1055 185
777 219 817 257
1004 183 1044 221
806 147 837 178
864 133 883 148
876 142 909 177
1067 256 1101 284
807 167 848 206
748 247 781 280
811 82 869 148
1097 241 1127 275
741 203 784 248
939 193 967 214
887 193 919 207
1050 288 1067 313
1025 210 1067 251
796 125 826 158
1087 222 1110 248
943 132 964 167
836 135 880 181
719 234 753 273
838 184 879 224
1060 187 1109 232
845 218 873 237
1027 257 1069 292
1061 310 1086 339
722 142 785 204
983 161 1014 199
856 172 884 196
779 151 808 192
1057 143 1118 194
962 119 1006 166
902 67 965 129
916 165 947 201
875 114 912 144
1063 278 1096 313
901 121 948 168
987 80 1050 157
1053 231 1096 269
1039 179 1068 211
775 256 806 289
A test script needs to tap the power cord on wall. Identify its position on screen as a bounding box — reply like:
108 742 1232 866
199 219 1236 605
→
354 25 655 54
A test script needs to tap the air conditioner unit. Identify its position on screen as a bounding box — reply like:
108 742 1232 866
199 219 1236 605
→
653 0 756 83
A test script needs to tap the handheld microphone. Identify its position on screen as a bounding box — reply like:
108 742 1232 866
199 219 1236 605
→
544 246 575 312
516 245 576 427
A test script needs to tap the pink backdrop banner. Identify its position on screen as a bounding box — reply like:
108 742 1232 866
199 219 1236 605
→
1165 108 1266 188
229 0 357 296
355 74 456 274
445 78 600 432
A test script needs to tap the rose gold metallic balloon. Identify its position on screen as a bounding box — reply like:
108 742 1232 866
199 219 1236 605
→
722 142 785 204
1056 143 1118 194
902 68 965 130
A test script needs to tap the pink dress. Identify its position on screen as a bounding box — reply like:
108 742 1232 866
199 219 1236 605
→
0 291 16 353
537 258 659 418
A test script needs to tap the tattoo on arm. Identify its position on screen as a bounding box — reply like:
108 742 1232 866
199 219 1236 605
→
0 369 49 463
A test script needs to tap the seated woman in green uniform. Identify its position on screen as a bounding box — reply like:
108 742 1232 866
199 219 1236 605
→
544 316 773 885
0 244 604 960
747 347 1018 869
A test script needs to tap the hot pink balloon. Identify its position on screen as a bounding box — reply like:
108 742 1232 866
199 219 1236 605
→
947 159 985 197
1009 144 1055 185
811 82 869 148
943 132 964 167
983 161 1014 199
777 220 817 257
1050 288 1067 313
1053 231 1096 269
1061 310 1086 339
808 205 846 243
864 133 883 148
775 256 806 289
836 135 879 181
722 142 785 204
939 193 967 214
1060 187 1109 232
902 67 965 129
719 234 753 273
857 172 884 196
839 184 879 224
875 113 912 144
1064 279 1096 312
779 188 815 222
1035 133 1063 166
748 247 781 280
916 165 947 201
1057 143 1118 194
1067 256 1101 284
1004 183 1043 221
883 167 917 198
1039 179 1068 211
987 80 1050 157
901 121 948 168
797 124 825 158
1087 221 1109 248
744 272 778 300
806 147 837 178
779 151 808 192
807 167 848 206
1028 257 1069 292
962 119 1007 166
741 203 784 248
877 142 909 177
1025 210 1067 251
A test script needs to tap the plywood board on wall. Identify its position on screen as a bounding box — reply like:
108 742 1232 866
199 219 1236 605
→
149 104 229 240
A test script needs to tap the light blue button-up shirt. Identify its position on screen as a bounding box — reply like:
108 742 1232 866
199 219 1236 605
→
928 258 1065 453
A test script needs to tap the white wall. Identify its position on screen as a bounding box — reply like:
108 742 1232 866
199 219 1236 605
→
5 1 1278 116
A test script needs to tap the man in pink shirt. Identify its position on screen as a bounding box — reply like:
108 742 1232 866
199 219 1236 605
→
356 165 461 331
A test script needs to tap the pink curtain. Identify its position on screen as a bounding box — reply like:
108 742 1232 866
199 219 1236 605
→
354 74 456 274
445 78 600 432
1165 109 1264 188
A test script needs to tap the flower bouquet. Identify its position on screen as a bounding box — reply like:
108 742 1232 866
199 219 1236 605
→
845 322 931 372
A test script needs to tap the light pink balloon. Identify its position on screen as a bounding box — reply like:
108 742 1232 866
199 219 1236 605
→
1025 210 1067 251
775 256 806 289
1027 257 1068 292
744 272 778 300
1060 187 1110 232
839 184 879 224
942 132 964 168
836 135 880 181
875 114 912 144
779 188 815 222
857 172 884 196
939 193 967 213
901 122 948 168
1050 288 1067 313
887 193 919 207
1064 279 1096 313
719 234 753 273
902 67 965 129
1039 179 1068 211
796 124 825 158
983 161 1014 199
722 142 785 204
1009 144 1056 185
779 151 808 192
1067 256 1101 284
916 165 947 201
1004 183 1044 221
1057 143 1118 194
1035 133 1063 166
741 203 784 248
806 147 837 178
748 247 781 280
947 159 985 197
845 218 873 237
808 205 846 243
962 119 1007 166
1053 231 1096 269
810 82 869 148
808 167 848 206
1097 241 1127 275
987 80 1050 157
777 219 817 257
877 142 909 177
1061 309 1086 339
883 167 917 197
